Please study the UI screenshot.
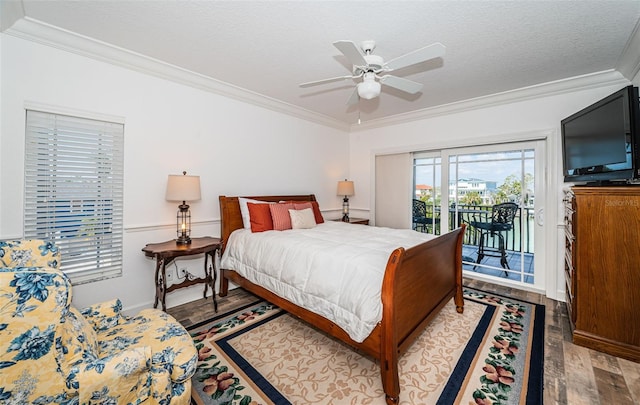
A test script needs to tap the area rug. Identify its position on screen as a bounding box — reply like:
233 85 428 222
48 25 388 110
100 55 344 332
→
188 288 544 404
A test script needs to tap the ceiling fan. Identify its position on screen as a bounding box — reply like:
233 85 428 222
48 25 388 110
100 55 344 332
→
300 40 446 105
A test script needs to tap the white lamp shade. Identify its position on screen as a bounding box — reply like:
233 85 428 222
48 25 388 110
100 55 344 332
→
337 180 355 196
166 174 201 202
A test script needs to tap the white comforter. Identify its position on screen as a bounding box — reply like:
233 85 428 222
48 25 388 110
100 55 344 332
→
220 221 436 343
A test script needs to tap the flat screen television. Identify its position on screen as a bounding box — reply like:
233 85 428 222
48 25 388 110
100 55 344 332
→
561 85 640 184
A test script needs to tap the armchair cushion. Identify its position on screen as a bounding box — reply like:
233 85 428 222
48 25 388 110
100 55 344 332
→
81 298 125 332
57 307 100 377
70 345 151 404
97 309 198 383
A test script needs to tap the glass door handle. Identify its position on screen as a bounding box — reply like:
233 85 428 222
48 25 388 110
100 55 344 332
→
536 208 544 226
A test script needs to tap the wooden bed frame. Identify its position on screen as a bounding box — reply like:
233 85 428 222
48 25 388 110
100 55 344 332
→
218 194 465 404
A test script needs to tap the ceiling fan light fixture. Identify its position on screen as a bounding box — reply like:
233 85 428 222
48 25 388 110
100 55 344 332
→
302 39 445 105
357 74 381 99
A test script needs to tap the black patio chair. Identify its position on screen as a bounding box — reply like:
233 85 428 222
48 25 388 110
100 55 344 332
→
412 199 440 233
469 202 519 276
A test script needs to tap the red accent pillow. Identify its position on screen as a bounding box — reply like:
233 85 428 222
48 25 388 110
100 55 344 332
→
247 202 273 232
269 202 295 230
310 201 324 224
293 201 324 224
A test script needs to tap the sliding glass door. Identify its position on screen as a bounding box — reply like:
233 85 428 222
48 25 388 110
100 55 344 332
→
413 141 545 289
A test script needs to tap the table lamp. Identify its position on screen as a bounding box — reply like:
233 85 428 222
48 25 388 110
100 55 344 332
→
166 171 201 244
337 179 355 222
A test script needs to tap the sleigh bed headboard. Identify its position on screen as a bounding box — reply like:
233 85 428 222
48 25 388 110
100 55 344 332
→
218 194 317 252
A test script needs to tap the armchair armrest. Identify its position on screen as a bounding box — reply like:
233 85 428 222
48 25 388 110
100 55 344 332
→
70 346 152 403
80 299 126 332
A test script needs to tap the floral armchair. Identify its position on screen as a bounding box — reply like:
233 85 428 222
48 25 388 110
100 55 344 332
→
0 239 197 404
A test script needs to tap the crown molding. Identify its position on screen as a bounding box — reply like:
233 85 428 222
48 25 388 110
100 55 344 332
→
616 18 640 81
4 17 634 134
351 70 630 132
3 17 350 132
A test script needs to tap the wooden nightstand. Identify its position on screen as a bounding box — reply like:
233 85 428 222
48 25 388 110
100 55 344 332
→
142 236 221 312
334 218 369 225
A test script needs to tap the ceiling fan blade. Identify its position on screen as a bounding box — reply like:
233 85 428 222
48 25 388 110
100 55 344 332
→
380 75 423 94
384 42 446 71
333 40 368 67
346 87 360 105
299 75 356 88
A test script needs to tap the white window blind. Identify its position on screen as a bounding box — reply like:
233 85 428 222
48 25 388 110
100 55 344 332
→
24 110 124 284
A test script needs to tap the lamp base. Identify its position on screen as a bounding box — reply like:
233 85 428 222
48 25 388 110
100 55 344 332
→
176 235 191 245
342 196 350 222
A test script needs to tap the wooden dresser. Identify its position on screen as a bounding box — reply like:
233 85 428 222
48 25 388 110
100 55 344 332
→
564 186 640 362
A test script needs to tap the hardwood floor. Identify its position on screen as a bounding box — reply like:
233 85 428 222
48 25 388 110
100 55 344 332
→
168 287 260 329
167 278 640 404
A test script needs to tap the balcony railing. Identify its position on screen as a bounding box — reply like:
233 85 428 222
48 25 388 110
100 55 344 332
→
417 204 535 254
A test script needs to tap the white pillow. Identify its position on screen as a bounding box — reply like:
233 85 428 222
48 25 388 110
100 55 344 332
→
239 198 269 229
289 208 317 229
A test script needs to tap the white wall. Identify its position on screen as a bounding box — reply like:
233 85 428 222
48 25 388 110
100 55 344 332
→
2 30 638 309
0 34 349 312
348 79 632 300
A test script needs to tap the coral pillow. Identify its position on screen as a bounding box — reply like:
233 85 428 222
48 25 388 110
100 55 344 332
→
293 202 313 211
247 202 274 232
269 202 295 230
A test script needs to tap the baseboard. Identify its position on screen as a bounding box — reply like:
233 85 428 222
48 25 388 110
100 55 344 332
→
573 330 640 363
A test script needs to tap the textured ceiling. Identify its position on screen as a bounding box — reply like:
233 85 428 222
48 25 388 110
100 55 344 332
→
8 1 640 125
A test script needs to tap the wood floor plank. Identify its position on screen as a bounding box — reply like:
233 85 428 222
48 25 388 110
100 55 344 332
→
592 366 634 404
590 350 623 374
563 342 600 405
619 358 640 404
167 288 257 327
544 334 568 404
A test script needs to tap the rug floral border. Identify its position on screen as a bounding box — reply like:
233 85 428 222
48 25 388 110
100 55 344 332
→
462 289 542 405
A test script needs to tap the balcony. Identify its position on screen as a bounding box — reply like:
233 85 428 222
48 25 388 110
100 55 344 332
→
414 203 535 284
461 245 534 283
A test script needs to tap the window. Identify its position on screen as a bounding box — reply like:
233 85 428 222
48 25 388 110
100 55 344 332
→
24 109 124 284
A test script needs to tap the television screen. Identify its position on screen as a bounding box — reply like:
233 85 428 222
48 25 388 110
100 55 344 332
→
561 85 639 183
563 97 627 170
